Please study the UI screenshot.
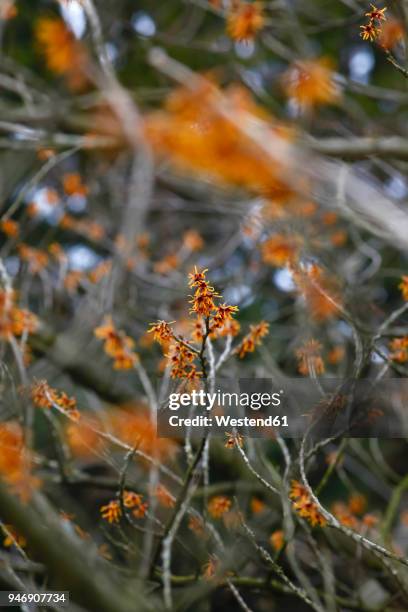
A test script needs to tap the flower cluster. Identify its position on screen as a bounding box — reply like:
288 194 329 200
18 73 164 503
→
108 407 179 463
289 480 327 527
399 276 408 301
145 83 294 202
167 341 201 380
270 529 284 552
149 268 240 379
261 234 299 267
35 18 88 90
148 320 174 346
389 337 408 363
2 525 26 549
189 267 220 318
235 321 269 359
360 4 387 41
100 491 148 523
18 244 49 275
208 495 232 518
0 422 39 500
282 58 340 110
31 380 80 421
0 219 19 238
331 494 377 532
226 2 265 42
94 316 138 370
62 173 88 197
0 289 38 341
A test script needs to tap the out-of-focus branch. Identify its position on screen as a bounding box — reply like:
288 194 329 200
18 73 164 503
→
309 136 408 160
0 484 150 612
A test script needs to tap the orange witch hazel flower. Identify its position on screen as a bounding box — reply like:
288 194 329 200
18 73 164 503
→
189 267 220 318
365 4 387 22
208 495 232 518
62 173 88 197
167 341 201 380
389 337 408 363
261 234 299 267
145 82 294 201
148 320 174 345
100 500 121 524
226 2 265 42
270 529 284 551
183 229 204 252
94 316 138 370
250 497 265 514
101 491 148 523
0 219 19 238
30 380 80 421
0 289 38 341
2 525 26 549
399 276 408 301
290 480 327 527
109 406 179 463
235 321 269 359
0 421 39 500
35 18 88 89
360 22 381 41
282 58 340 110
123 490 148 517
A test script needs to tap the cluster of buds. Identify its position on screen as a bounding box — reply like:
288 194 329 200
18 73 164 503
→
360 4 387 41
289 480 327 527
100 490 148 523
31 380 80 421
94 316 138 370
235 321 269 359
